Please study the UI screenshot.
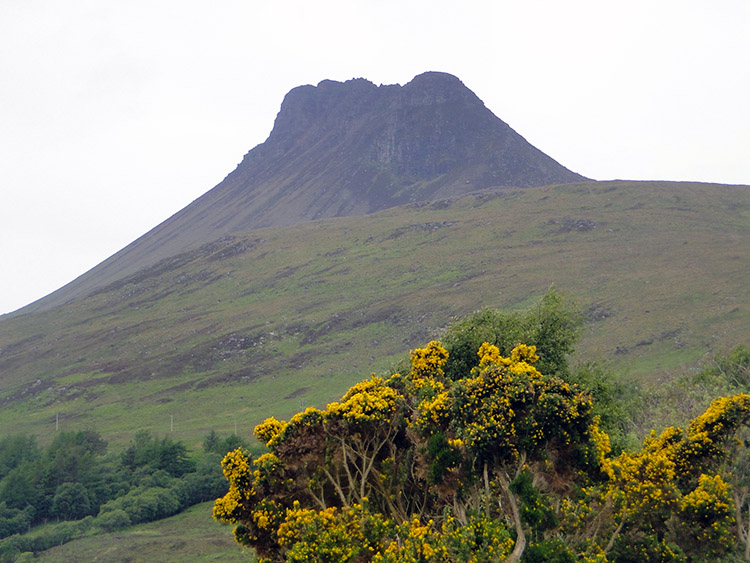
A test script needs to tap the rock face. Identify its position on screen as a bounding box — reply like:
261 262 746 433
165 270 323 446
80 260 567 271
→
199 72 585 230
20 72 588 314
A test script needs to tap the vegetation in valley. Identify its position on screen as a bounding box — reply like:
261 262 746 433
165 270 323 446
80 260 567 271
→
0 429 254 562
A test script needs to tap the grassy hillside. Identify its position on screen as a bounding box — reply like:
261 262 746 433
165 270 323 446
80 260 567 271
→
30 502 252 563
1 180 748 448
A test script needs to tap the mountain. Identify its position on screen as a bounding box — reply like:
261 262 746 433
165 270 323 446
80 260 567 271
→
19 71 586 314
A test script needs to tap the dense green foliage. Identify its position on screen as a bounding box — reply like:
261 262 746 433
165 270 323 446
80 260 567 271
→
0 429 245 562
440 288 582 381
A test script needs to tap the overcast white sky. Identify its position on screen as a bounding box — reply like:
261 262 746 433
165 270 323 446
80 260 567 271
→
1 1 749 315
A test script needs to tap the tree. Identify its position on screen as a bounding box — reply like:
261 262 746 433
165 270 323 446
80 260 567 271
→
50 482 92 521
440 287 582 381
0 469 41 514
0 436 39 482
203 429 250 456
95 508 131 532
121 431 195 477
0 503 33 540
202 430 221 454
41 430 106 494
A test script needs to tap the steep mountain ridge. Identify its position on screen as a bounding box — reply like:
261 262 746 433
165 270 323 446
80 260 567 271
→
17 72 586 314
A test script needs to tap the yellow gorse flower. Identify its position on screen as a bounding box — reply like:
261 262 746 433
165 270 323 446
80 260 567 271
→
254 416 286 448
410 341 449 376
477 342 506 368
213 448 256 524
327 377 402 424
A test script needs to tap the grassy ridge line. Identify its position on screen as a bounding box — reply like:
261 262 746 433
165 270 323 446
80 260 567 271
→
0 180 748 447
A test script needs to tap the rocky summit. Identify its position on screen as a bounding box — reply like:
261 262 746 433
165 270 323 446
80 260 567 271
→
22 72 587 313
181 72 586 230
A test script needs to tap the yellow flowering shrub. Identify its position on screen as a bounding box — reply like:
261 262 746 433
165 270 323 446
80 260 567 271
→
676 473 735 557
326 378 403 424
606 445 680 528
213 448 256 524
673 393 750 480
440 513 514 562
252 452 284 492
373 517 447 562
214 333 750 562
563 393 750 561
414 391 452 432
590 417 612 467
276 501 388 562
477 342 507 368
450 344 598 473
371 513 513 563
410 341 449 377
510 343 540 364
254 417 287 448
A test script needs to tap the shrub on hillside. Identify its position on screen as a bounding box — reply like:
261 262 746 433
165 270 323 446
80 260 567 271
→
95 508 131 532
214 335 750 562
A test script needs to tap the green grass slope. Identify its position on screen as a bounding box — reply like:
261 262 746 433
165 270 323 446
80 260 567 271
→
31 502 252 563
1 181 748 447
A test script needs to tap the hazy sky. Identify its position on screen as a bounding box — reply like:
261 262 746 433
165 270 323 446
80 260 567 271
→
1 1 749 315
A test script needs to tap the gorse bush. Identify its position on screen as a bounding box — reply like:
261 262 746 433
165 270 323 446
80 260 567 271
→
215 335 750 562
